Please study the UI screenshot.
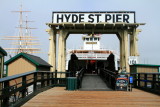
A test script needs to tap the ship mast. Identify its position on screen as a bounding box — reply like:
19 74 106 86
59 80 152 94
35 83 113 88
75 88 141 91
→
2 5 40 56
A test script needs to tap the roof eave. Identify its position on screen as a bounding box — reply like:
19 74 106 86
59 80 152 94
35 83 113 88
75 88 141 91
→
0 47 7 56
4 53 39 66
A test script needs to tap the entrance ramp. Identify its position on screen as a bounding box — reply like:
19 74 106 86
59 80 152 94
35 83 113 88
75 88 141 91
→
80 74 112 91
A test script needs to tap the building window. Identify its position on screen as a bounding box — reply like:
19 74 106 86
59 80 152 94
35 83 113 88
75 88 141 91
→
94 38 97 41
86 38 89 41
90 38 93 41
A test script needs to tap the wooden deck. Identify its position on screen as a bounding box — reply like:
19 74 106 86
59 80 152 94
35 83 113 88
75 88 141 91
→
22 87 160 107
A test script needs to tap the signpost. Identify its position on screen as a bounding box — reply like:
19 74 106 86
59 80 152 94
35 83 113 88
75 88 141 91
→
129 56 139 65
129 76 133 84
129 76 133 91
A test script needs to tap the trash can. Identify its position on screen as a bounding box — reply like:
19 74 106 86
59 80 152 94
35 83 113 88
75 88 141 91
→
66 77 77 90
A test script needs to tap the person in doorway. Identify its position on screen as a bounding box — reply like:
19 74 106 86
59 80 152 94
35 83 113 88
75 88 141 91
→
118 68 122 74
120 67 127 74
68 53 79 77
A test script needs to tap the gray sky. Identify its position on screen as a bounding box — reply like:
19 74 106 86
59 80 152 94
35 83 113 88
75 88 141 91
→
0 0 160 65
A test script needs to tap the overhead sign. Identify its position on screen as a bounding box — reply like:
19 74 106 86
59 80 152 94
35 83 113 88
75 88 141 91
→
52 11 135 23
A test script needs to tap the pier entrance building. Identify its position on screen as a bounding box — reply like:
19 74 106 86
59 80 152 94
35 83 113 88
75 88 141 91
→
46 11 145 73
2 11 160 107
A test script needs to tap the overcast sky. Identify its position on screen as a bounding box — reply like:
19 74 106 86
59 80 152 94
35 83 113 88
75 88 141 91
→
0 0 160 65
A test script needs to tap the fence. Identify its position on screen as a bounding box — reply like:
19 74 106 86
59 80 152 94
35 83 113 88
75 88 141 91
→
1 70 159 107
99 69 160 94
0 71 67 107
131 73 160 95
99 69 117 89
76 68 85 89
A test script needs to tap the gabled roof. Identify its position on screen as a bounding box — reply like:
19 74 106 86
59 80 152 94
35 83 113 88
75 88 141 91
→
0 46 7 56
5 53 52 67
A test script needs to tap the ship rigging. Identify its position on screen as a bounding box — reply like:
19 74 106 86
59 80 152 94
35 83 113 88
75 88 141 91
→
2 5 40 57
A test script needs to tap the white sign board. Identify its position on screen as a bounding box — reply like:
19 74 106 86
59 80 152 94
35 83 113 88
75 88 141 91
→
52 11 135 23
129 56 139 65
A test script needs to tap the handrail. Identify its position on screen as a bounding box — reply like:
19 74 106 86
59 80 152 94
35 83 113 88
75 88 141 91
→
0 71 37 82
100 69 160 94
129 72 160 75
1 70 159 107
130 73 160 95
77 68 85 89
0 71 67 107
99 68 117 89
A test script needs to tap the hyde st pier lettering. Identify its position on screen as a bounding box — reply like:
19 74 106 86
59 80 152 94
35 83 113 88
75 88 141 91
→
55 13 131 23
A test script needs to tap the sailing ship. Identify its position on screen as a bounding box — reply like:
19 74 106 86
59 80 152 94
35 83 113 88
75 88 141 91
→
2 5 40 57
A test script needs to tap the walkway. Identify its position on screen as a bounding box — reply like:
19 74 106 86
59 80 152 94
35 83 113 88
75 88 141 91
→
80 74 112 91
22 87 160 107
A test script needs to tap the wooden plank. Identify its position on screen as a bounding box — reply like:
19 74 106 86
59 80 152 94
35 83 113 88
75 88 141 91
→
22 87 160 107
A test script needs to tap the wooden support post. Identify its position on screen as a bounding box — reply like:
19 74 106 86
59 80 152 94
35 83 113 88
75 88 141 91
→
61 35 65 73
144 74 147 88
47 73 50 86
33 72 37 91
47 28 57 72
57 30 63 73
138 74 140 87
22 76 27 98
51 72 54 85
63 36 67 73
130 28 134 56
41 72 45 88
57 30 68 74
152 74 156 89
133 74 137 87
120 40 123 69
2 81 9 107
130 28 140 56
119 30 129 73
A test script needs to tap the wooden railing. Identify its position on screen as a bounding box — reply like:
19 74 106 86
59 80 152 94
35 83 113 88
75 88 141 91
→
76 68 85 89
131 73 160 95
0 71 67 107
99 69 160 94
1 69 159 107
99 69 117 89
